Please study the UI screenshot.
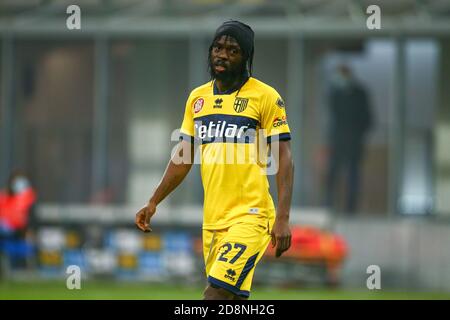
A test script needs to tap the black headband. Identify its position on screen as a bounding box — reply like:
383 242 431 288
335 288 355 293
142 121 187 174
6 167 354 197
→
213 20 254 58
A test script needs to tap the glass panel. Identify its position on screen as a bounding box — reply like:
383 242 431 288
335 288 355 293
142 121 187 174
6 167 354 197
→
253 37 289 205
253 37 288 97
304 39 393 215
108 39 189 205
0 41 3 183
399 39 438 215
14 41 94 203
435 39 450 216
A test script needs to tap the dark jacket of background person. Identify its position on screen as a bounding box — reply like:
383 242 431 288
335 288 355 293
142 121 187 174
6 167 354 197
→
328 81 372 150
325 65 373 213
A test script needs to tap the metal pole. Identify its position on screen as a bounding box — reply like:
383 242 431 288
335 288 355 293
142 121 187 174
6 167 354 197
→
92 37 110 196
186 35 208 205
286 35 305 207
0 36 15 186
389 37 406 216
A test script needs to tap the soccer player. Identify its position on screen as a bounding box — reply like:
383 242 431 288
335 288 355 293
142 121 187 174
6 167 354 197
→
136 20 294 300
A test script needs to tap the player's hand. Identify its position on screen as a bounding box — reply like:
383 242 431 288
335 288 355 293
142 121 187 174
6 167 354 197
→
135 202 156 233
270 217 291 258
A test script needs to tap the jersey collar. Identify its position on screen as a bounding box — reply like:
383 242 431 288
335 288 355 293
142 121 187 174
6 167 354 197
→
213 75 250 95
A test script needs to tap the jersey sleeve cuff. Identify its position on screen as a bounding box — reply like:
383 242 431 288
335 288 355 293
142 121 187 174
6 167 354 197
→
267 132 291 143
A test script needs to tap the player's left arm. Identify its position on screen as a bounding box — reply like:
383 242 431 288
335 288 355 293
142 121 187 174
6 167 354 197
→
271 140 294 258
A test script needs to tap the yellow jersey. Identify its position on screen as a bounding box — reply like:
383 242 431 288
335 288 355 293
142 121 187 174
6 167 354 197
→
180 77 291 230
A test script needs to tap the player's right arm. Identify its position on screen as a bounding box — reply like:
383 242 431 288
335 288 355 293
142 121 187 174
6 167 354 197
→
136 92 198 233
135 140 194 232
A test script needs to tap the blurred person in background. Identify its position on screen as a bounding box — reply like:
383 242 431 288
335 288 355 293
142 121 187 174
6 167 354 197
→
0 170 36 237
0 170 37 270
136 20 294 300
325 64 373 214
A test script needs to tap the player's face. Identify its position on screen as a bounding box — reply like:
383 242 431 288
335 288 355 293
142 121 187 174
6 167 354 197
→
210 35 245 82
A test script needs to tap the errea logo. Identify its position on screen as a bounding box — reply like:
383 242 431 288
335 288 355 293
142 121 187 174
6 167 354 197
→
214 98 223 108
224 268 236 281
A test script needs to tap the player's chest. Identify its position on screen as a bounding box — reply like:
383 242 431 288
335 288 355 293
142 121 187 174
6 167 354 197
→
192 95 259 119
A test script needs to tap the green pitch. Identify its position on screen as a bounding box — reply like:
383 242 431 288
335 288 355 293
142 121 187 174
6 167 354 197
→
1 280 450 300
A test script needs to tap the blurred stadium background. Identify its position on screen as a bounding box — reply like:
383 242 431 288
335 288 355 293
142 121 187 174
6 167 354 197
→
1 0 450 299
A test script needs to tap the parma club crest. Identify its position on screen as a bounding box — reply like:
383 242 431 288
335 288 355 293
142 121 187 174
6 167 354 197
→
233 97 249 113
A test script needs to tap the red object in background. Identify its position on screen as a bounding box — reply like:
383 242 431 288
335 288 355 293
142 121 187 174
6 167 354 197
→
0 188 37 231
265 225 349 285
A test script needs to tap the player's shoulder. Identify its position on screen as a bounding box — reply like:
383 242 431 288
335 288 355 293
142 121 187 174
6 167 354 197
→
248 77 284 109
188 81 213 98
248 77 281 98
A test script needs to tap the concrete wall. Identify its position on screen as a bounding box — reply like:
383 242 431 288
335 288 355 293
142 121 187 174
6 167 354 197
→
335 217 450 292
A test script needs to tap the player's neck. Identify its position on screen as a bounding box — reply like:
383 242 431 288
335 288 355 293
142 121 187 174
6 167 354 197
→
215 75 247 94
